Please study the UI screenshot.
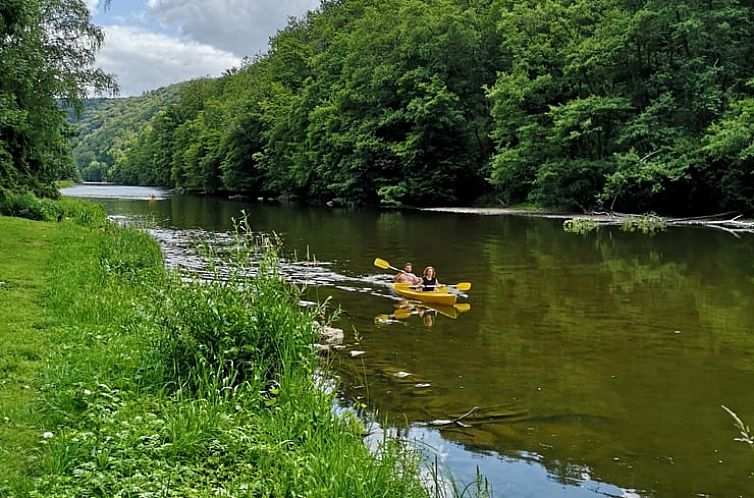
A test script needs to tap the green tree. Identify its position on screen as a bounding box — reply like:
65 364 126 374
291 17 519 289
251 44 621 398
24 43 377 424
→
67 0 754 215
1 0 115 195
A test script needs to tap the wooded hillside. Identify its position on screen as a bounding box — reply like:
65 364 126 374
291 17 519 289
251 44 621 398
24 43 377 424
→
71 0 754 213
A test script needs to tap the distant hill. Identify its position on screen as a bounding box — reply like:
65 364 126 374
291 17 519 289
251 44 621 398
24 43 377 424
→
70 83 185 181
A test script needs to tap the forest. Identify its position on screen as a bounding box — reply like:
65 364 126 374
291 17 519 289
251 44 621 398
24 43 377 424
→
9 0 754 214
0 0 115 197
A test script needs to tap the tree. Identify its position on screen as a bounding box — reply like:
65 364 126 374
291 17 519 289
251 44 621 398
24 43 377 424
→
0 0 115 195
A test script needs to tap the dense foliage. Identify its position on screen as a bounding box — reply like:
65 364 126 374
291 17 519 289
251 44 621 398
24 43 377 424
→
72 0 754 213
69 85 185 182
488 0 754 214
0 190 108 225
0 0 115 196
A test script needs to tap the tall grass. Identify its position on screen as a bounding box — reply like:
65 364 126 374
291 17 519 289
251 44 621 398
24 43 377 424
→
154 236 316 398
12 217 435 497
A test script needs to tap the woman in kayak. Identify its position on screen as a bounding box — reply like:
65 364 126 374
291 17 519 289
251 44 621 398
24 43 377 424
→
421 266 441 291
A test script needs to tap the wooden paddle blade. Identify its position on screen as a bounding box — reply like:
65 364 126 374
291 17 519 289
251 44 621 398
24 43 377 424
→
454 282 471 291
374 258 391 270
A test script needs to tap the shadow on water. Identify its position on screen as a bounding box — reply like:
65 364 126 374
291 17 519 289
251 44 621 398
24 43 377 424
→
63 185 754 498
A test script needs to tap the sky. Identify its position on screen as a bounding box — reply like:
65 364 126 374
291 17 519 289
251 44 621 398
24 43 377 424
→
86 0 321 97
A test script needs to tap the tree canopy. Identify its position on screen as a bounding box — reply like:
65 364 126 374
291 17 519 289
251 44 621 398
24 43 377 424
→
1 0 115 196
71 0 754 213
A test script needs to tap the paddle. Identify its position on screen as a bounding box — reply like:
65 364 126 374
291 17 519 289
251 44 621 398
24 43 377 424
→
373 257 404 273
373 258 471 296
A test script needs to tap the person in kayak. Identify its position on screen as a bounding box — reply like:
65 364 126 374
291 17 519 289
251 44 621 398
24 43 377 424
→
394 262 421 285
421 266 441 291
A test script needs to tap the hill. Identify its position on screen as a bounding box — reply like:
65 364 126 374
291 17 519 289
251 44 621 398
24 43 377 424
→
70 84 186 182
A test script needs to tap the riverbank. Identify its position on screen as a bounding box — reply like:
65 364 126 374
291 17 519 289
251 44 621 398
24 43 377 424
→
0 212 434 497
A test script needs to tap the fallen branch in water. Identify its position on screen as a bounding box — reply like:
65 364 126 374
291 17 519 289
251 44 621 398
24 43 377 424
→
427 406 479 428
564 211 754 236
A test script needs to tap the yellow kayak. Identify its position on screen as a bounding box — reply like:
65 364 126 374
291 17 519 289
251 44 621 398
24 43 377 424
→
390 283 457 306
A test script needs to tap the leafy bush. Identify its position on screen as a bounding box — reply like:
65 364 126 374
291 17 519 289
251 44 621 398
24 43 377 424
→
0 191 107 227
0 191 49 220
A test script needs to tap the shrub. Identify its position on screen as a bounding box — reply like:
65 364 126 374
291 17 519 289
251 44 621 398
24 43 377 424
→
620 214 667 234
0 191 48 220
0 191 107 227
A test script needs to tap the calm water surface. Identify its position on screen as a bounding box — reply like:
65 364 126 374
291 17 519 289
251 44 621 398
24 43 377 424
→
62 185 754 497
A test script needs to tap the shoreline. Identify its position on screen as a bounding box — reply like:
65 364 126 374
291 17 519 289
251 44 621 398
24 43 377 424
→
419 206 576 218
0 211 438 497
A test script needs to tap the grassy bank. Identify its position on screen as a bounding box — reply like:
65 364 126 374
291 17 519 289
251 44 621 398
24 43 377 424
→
0 211 432 497
0 217 60 487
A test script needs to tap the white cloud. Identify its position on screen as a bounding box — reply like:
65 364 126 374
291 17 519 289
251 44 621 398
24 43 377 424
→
97 25 240 96
147 0 321 57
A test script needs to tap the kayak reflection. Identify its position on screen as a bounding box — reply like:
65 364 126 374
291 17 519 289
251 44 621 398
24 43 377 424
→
374 300 471 327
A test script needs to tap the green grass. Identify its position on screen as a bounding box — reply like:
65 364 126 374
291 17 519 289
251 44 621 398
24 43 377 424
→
0 217 60 491
0 211 446 497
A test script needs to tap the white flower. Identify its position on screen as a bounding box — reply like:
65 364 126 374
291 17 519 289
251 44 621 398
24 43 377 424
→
42 432 54 439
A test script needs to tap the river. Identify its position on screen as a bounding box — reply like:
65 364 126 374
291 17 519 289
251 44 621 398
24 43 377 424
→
61 184 754 498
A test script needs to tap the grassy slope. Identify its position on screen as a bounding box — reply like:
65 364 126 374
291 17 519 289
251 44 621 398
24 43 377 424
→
0 214 432 497
0 217 59 487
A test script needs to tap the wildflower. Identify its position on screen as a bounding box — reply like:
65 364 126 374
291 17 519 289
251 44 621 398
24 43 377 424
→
42 432 54 439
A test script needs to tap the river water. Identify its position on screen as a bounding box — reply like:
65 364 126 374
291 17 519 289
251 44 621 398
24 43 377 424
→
61 184 754 498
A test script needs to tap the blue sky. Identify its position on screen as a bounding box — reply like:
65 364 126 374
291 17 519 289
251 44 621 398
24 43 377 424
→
87 0 320 96
91 1 179 37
